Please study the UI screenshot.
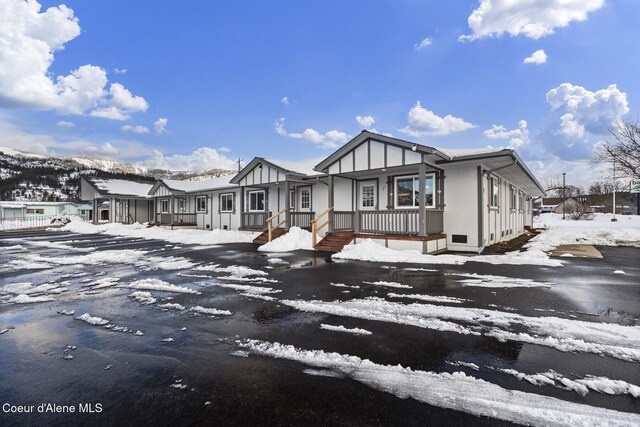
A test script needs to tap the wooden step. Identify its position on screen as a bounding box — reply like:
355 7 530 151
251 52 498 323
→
252 228 288 245
314 231 355 253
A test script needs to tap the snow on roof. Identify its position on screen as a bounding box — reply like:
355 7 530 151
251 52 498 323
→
265 157 325 176
92 179 154 197
162 174 236 192
0 201 76 207
437 147 507 159
0 202 26 208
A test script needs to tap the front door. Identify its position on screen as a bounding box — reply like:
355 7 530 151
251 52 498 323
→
298 187 311 212
359 180 377 211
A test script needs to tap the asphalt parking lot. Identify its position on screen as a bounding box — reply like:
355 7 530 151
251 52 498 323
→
0 230 639 426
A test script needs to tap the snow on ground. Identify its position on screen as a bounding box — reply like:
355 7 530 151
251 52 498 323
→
333 239 563 267
303 369 344 378
188 306 232 316
127 279 201 295
60 219 256 245
258 227 313 252
129 291 157 305
330 283 360 289
240 340 640 426
75 313 109 326
530 213 640 253
158 303 185 310
10 294 55 304
388 293 467 304
449 273 553 288
446 361 480 371
319 324 372 335
280 297 640 362
201 281 282 297
362 280 412 289
194 264 267 277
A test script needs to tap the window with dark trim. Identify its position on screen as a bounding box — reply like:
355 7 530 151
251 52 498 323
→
300 189 310 209
490 178 499 207
248 190 265 212
178 198 186 213
220 193 234 212
196 196 206 213
289 189 295 210
394 174 435 208
510 187 517 210
161 199 169 213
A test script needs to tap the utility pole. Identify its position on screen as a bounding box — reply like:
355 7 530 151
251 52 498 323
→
562 172 566 220
612 156 617 222
236 157 243 173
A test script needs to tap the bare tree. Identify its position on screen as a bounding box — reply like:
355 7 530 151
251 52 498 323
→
594 118 640 180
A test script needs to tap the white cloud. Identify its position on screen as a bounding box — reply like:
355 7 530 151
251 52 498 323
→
274 118 350 149
484 120 529 149
400 101 474 137
113 68 127 75
280 96 290 105
459 0 604 41
218 146 232 153
355 115 375 129
153 118 168 135
121 124 150 134
0 0 147 119
545 83 629 137
414 37 432 50
524 49 547 65
136 147 236 171
56 120 75 128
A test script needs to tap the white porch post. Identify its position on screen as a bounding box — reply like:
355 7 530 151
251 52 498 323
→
170 194 175 227
239 186 245 227
285 180 291 230
418 162 426 236
328 175 334 232
92 197 98 224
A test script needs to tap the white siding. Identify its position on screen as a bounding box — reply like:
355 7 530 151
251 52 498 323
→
386 145 403 167
354 143 368 171
370 142 385 169
443 166 480 251
340 152 354 173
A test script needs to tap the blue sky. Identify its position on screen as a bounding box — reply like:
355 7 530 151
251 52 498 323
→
1 0 638 187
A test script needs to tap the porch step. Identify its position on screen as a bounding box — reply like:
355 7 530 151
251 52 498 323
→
314 231 355 253
252 228 288 245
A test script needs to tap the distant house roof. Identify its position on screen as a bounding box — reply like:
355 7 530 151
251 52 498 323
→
0 201 77 207
85 177 154 198
155 174 237 194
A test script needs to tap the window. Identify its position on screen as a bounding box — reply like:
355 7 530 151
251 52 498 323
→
289 189 295 210
220 193 234 212
178 198 186 213
196 196 206 213
161 199 169 213
248 190 265 212
394 174 435 208
510 187 517 210
490 178 499 207
519 192 524 212
361 184 375 208
26 208 44 214
300 189 310 209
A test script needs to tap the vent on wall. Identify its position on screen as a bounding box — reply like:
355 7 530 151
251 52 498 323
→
223 225 228 230
206 225 210 229
452 234 468 244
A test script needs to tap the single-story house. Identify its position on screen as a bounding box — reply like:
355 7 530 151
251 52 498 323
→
0 201 79 219
80 177 154 224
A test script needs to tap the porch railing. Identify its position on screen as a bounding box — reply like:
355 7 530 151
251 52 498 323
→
156 213 197 225
358 209 444 235
267 208 287 242
241 212 269 230
290 212 314 229
333 211 355 231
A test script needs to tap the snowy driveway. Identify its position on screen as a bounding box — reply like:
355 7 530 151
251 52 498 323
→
1 230 639 425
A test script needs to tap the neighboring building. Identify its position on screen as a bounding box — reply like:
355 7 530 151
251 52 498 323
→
80 177 154 223
0 201 79 219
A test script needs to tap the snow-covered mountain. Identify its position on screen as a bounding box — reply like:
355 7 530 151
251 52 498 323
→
0 147 235 202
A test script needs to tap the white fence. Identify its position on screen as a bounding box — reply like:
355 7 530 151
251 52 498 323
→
0 215 72 231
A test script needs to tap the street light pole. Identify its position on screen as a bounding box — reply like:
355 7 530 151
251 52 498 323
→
562 172 566 220
612 156 617 222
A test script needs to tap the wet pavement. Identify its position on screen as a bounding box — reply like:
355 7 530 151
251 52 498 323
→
0 230 639 426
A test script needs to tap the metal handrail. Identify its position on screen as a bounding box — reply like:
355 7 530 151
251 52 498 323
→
310 206 334 246
267 208 287 242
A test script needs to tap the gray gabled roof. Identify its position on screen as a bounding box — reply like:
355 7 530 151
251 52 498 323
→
314 130 449 172
230 157 310 184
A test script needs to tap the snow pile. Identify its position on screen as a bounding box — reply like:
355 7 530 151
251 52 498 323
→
258 227 313 252
188 306 232 316
529 213 640 252
281 297 640 362
75 313 109 326
60 219 256 245
363 280 412 289
334 239 563 267
450 273 553 288
240 340 640 426
128 291 157 305
446 361 480 371
388 293 467 304
320 324 372 335
330 283 360 289
194 264 267 277
203 282 282 298
127 279 201 295
158 303 185 310
10 294 55 304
